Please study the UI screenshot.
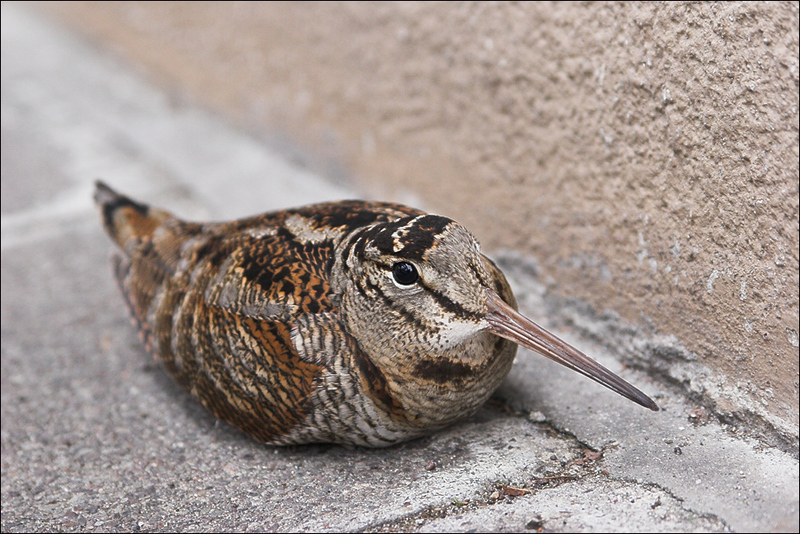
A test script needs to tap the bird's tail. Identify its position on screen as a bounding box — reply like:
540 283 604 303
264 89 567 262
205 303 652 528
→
93 180 172 254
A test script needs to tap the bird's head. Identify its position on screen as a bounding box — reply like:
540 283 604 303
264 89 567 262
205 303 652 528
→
334 213 658 412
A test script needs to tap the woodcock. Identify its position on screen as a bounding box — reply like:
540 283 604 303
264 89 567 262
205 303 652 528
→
95 181 658 447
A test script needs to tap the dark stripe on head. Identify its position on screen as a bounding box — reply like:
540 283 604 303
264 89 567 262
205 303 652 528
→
361 277 432 334
351 226 382 262
423 285 482 321
469 262 491 290
371 215 454 261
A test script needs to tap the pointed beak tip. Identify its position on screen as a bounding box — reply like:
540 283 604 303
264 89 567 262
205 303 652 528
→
485 291 661 414
629 391 659 412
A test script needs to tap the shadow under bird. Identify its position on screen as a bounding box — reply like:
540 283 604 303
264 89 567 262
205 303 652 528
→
94 181 658 447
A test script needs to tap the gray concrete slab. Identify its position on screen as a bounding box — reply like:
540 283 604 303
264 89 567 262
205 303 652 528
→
2 3 798 532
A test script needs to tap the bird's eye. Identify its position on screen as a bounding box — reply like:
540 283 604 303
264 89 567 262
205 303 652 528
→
391 262 419 286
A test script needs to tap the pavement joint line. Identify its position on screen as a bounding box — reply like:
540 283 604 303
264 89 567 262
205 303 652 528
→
615 478 733 532
364 470 732 533
359 417 630 532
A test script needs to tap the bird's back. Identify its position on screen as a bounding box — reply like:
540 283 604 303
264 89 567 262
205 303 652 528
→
95 182 425 444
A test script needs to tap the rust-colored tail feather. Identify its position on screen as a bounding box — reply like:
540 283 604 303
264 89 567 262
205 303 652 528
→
94 180 170 253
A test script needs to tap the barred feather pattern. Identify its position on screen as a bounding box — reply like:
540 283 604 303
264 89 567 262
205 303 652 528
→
95 182 520 446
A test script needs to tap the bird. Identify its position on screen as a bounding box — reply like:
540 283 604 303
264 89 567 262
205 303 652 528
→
94 181 658 447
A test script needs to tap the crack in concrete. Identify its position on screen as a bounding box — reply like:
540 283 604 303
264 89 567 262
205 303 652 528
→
361 409 735 533
363 465 732 533
360 417 606 532
494 250 799 456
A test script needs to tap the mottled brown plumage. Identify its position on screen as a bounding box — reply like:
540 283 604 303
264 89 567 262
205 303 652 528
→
95 181 657 447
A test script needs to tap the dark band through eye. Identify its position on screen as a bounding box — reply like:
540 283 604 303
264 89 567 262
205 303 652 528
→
392 262 419 285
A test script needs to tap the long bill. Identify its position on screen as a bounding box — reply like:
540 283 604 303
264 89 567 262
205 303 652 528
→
484 291 659 411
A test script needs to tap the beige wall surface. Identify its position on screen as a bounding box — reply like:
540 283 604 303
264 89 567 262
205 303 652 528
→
37 2 798 448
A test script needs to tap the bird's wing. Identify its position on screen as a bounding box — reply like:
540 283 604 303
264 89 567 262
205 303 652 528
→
95 181 423 443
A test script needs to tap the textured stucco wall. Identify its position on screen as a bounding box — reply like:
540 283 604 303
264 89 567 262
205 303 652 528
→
37 2 798 446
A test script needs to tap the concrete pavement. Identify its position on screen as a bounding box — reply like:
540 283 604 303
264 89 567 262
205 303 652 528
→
2 4 797 532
